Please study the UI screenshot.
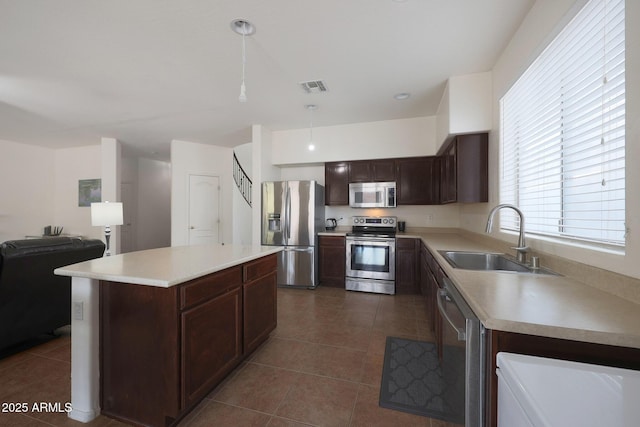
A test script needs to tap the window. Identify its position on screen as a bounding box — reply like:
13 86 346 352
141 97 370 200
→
500 0 625 247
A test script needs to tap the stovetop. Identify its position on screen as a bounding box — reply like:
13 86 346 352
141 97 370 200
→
348 215 397 238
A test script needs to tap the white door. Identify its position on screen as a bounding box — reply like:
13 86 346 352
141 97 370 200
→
120 182 136 253
188 175 220 245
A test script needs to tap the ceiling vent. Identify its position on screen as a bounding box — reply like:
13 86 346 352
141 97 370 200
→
299 80 328 93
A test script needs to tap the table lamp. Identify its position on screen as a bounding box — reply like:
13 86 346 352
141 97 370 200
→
91 201 123 256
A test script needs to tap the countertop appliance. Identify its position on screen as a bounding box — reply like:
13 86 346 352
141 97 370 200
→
438 277 485 427
349 181 396 208
497 352 640 427
345 215 396 295
325 218 337 230
262 180 325 289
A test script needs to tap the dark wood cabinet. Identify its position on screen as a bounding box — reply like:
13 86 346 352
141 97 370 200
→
395 238 420 294
100 254 277 427
349 159 396 182
324 162 349 205
323 138 487 206
318 235 346 287
100 282 181 427
419 244 444 359
242 255 277 354
396 156 440 205
439 133 488 204
181 286 242 408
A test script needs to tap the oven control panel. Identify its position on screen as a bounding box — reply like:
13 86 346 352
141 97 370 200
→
351 216 397 227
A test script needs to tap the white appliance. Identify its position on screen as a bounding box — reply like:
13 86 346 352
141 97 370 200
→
497 352 640 427
348 181 396 208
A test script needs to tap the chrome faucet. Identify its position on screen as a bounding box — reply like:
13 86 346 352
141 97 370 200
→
485 204 529 264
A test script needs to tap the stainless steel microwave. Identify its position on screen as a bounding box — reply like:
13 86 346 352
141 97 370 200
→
349 182 396 208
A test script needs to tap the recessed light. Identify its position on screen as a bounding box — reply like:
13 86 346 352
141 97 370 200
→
394 92 411 100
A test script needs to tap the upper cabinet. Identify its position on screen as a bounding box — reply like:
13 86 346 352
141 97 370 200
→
349 159 396 183
324 162 349 206
436 72 492 150
439 133 488 204
396 157 440 205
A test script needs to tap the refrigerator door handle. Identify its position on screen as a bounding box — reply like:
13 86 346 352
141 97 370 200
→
285 185 291 242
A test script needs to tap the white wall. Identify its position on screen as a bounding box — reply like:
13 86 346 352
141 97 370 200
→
462 0 640 279
171 139 233 246
251 125 281 245
0 139 55 242
137 157 171 249
232 142 253 245
271 117 437 165
101 138 122 254
53 145 103 241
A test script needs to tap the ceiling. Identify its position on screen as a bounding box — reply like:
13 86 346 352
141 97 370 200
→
0 0 534 160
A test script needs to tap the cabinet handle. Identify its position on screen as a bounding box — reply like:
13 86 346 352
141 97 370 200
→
437 289 466 341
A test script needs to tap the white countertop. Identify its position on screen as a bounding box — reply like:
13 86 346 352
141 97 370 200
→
55 244 283 288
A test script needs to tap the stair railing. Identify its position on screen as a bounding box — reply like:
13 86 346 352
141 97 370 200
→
232 152 252 207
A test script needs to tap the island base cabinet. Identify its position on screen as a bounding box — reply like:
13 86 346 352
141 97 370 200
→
243 272 277 354
181 287 242 409
100 282 181 427
99 254 278 427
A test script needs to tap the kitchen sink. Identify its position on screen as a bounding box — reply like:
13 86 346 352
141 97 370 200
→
438 251 559 275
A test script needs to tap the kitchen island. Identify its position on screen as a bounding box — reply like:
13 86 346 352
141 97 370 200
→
55 244 282 427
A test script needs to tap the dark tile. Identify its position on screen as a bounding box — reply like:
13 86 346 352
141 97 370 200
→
213 363 298 414
275 373 359 426
350 384 431 427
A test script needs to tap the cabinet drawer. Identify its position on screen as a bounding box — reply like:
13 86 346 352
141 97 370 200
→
243 254 277 282
396 237 418 249
319 235 345 247
180 266 242 310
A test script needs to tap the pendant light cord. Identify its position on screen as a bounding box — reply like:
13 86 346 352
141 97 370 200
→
239 23 247 102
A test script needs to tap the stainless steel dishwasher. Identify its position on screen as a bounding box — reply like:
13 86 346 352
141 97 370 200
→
437 277 486 427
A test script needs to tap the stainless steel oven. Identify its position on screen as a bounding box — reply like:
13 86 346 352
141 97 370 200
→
438 276 486 427
345 216 396 295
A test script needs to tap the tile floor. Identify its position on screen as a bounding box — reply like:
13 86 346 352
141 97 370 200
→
0 287 462 427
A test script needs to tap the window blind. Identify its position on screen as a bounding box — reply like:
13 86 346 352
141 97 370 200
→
500 0 625 246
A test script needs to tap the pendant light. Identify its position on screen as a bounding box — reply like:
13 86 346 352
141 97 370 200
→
306 104 317 151
230 19 255 103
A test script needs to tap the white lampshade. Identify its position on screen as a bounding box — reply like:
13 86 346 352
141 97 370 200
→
91 202 123 226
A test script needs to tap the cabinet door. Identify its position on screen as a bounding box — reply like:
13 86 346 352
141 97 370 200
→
440 141 457 204
395 238 420 294
325 162 349 205
318 235 346 287
456 133 488 203
100 283 181 427
181 286 242 409
348 160 372 182
244 271 277 354
396 157 440 205
371 159 396 182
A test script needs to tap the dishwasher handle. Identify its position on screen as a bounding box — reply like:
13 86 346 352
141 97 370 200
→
437 288 467 341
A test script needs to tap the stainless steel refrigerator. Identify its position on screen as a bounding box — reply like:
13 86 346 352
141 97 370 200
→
261 180 325 289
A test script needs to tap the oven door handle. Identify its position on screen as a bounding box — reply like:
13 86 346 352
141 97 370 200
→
346 237 394 243
437 288 466 341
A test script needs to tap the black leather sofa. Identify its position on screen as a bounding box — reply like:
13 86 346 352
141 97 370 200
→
0 237 105 351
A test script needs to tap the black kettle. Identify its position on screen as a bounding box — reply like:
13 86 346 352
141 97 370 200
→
325 218 338 230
